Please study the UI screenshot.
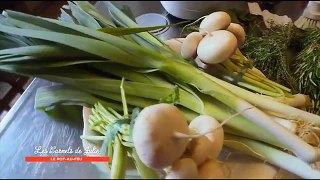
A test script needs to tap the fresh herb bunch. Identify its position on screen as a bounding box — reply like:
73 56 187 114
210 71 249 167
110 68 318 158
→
241 23 300 92
242 22 320 115
295 28 320 115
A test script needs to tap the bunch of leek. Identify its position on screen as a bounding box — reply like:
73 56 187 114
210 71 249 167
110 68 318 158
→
0 1 320 178
80 78 160 179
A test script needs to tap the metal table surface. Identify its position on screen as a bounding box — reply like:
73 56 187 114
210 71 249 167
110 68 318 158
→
0 78 100 179
0 1 305 179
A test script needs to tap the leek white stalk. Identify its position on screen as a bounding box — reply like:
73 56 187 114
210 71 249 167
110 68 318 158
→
261 94 311 108
206 72 320 125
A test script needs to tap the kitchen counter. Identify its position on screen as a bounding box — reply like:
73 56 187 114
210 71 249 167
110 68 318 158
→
0 1 305 178
0 78 102 179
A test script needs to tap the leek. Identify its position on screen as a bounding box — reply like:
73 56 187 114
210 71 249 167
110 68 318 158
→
0 1 320 178
224 134 320 179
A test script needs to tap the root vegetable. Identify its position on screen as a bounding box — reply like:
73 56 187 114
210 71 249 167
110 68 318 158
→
198 159 227 179
181 32 203 60
186 136 212 165
132 103 190 169
197 30 238 64
199 11 231 33
165 158 198 179
194 57 211 70
226 23 246 47
188 115 224 159
164 38 185 55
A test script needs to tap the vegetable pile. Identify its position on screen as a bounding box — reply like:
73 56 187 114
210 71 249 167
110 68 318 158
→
182 10 320 116
240 18 320 116
168 12 295 100
0 1 320 179
133 103 229 178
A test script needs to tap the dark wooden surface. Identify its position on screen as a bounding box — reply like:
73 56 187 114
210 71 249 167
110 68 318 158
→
0 1 68 17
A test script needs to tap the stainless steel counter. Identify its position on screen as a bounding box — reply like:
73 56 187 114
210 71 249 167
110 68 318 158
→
0 78 102 179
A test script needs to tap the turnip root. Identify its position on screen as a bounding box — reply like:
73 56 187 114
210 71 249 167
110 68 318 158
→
194 57 211 70
165 158 198 179
226 23 246 47
189 115 224 159
199 11 231 33
186 136 212 165
132 103 190 169
198 159 227 179
197 30 238 64
181 32 203 60
164 38 185 55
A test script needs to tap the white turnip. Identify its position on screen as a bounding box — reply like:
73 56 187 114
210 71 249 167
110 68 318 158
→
186 136 212 165
165 158 198 179
198 159 227 179
197 30 238 64
181 32 203 60
199 11 231 33
164 38 185 55
132 103 190 169
189 115 224 159
226 23 246 47
132 104 250 172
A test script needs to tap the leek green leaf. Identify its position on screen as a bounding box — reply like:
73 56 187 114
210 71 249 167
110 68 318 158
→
67 1 101 29
97 21 189 36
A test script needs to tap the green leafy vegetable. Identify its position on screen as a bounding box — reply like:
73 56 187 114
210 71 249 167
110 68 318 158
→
242 23 300 92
